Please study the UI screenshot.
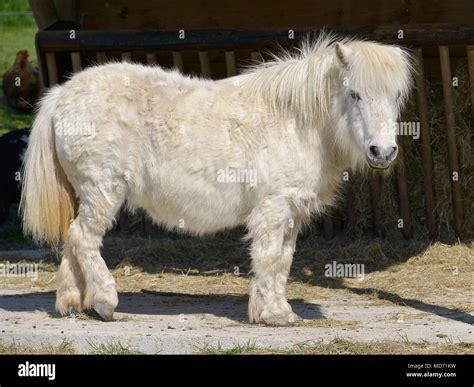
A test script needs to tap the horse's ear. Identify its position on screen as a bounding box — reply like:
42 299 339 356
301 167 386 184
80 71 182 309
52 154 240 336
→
335 43 353 68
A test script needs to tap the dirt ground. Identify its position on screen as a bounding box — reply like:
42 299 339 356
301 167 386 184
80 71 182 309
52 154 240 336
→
0 235 472 354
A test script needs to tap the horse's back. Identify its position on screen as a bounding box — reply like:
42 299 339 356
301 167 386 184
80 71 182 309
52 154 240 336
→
46 62 254 233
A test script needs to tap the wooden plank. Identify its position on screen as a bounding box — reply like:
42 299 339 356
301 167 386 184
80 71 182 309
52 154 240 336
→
396 136 413 239
344 180 356 232
369 172 384 237
53 0 76 21
29 0 57 30
70 52 82 73
122 51 132 62
439 46 464 237
467 46 474 117
96 51 107 64
172 51 184 72
225 51 237 76
414 48 437 239
199 51 211 78
251 51 261 62
45 52 58 86
36 24 474 52
35 38 47 92
76 1 474 31
146 52 157 65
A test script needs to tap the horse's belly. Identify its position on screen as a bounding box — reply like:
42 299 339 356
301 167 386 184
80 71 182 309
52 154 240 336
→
136 169 250 234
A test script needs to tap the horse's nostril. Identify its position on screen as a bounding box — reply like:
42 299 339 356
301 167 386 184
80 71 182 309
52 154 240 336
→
369 145 380 158
387 146 398 159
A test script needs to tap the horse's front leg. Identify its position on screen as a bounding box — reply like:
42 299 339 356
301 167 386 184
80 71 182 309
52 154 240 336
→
247 199 301 326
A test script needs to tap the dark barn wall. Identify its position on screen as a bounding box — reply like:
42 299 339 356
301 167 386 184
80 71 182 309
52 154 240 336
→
30 0 474 71
75 0 473 30
29 0 474 239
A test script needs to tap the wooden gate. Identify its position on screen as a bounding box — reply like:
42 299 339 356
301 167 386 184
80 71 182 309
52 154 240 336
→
34 24 474 239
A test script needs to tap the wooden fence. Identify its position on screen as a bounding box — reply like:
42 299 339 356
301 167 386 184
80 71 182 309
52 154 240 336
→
35 24 474 239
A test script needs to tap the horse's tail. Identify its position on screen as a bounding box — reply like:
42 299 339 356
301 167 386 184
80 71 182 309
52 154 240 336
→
20 87 77 245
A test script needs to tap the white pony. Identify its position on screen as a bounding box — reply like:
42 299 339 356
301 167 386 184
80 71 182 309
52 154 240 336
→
21 35 413 325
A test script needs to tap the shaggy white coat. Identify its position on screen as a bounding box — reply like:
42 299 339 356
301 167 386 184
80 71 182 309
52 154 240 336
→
21 35 413 325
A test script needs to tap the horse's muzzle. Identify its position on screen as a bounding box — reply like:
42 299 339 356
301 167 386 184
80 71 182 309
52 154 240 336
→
367 158 391 170
366 144 398 169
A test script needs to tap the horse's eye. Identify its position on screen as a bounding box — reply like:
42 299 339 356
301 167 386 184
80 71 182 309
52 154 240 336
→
350 91 361 101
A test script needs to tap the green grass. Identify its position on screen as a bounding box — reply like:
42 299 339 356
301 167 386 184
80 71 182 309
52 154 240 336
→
0 339 144 355
1 338 472 355
87 340 143 355
0 339 76 354
198 338 474 355
199 341 257 355
0 0 36 28
0 0 37 133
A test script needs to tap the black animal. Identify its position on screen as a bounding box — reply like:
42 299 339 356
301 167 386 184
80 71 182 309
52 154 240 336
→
0 128 29 224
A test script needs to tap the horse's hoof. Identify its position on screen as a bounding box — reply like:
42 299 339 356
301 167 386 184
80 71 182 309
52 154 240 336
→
55 289 83 316
259 310 301 326
86 283 118 321
93 300 115 321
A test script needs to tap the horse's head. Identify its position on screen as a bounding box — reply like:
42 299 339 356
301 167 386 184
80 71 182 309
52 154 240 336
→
334 41 413 170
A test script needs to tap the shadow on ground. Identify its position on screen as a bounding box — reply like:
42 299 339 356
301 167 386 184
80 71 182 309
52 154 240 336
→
0 290 324 323
1 224 472 326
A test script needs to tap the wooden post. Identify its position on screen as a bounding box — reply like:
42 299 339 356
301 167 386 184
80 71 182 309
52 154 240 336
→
396 136 413 239
70 52 82 73
467 46 474 117
96 51 106 64
439 46 464 237
45 53 58 86
344 180 356 232
225 51 237 76
251 51 261 62
53 0 76 21
35 39 47 92
29 0 57 30
172 51 184 72
369 172 384 237
199 51 211 78
414 48 437 239
146 52 157 65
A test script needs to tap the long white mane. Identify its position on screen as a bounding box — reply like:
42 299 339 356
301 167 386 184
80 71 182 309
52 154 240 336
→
241 34 414 128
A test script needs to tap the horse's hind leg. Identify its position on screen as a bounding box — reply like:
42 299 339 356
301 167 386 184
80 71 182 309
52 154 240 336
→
60 180 126 320
55 243 85 315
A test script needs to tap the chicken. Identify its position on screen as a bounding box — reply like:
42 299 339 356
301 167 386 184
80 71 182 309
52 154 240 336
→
2 50 40 112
